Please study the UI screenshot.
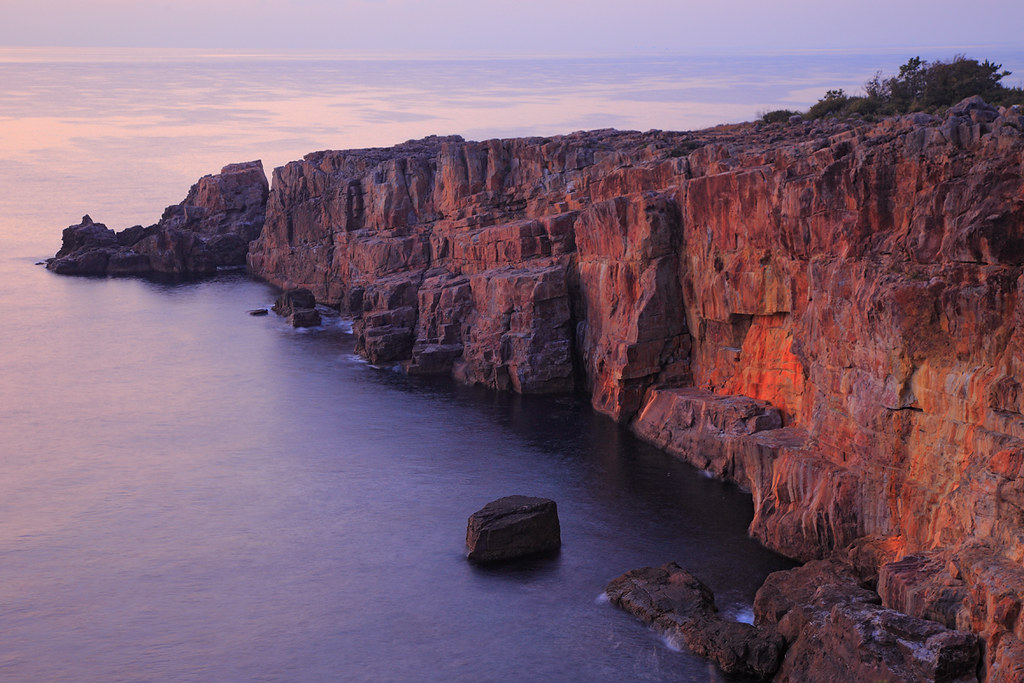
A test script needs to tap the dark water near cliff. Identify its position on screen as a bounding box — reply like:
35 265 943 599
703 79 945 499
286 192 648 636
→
2 49 1021 681
1 263 791 681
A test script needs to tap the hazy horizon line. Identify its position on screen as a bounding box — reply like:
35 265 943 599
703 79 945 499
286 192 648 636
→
2 43 1022 63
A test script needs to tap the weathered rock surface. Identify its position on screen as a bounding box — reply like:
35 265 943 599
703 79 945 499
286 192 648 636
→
287 308 321 328
877 546 1024 681
48 161 268 277
755 558 981 682
53 96 1024 677
243 102 1024 676
610 558 981 681
272 288 317 316
465 495 560 562
605 562 784 678
271 288 322 327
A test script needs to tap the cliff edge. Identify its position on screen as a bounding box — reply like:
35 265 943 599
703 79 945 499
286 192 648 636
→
47 95 1024 678
246 97 1024 678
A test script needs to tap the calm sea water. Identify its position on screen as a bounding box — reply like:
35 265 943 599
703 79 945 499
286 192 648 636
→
2 49 1020 681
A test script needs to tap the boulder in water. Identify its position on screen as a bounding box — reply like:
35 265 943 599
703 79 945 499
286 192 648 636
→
273 288 321 327
272 288 317 316
466 495 560 562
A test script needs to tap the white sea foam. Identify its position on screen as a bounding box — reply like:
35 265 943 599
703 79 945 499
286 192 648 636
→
594 592 610 605
367 362 403 372
725 604 755 624
336 319 354 333
660 632 684 652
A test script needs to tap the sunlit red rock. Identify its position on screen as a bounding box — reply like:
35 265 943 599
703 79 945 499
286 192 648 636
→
240 99 1024 677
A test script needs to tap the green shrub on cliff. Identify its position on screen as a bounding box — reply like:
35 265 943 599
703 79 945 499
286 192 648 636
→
760 108 800 123
801 55 1024 121
806 89 851 118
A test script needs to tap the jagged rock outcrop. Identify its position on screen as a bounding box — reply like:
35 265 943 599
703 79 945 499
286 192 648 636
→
39 94 1021 677
272 287 322 327
245 99 1024 678
606 562 784 678
607 559 980 681
48 161 268 277
755 559 980 682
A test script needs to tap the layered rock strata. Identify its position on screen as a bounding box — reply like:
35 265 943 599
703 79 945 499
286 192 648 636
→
48 161 268 277
45 95 1024 677
246 98 1024 678
755 558 981 681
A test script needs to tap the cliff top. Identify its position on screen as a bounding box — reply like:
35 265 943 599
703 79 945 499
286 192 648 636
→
284 96 1022 184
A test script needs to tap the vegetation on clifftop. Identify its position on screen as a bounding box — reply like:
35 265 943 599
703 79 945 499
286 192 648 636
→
763 55 1024 123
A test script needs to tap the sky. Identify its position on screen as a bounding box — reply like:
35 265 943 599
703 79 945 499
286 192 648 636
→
3 0 1023 55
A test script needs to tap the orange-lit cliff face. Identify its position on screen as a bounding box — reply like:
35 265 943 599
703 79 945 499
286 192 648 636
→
248 98 1024 677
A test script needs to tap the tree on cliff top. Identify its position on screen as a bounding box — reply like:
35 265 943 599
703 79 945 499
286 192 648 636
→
865 55 1013 111
765 55 1024 122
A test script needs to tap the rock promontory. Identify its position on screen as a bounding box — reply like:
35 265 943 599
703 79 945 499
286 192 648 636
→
244 100 1024 679
50 97 1024 679
47 160 268 277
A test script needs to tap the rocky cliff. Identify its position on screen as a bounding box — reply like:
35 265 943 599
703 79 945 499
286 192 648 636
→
247 97 1024 679
48 161 268 277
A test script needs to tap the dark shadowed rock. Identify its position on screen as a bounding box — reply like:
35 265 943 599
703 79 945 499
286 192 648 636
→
116 224 149 246
47 215 118 274
272 288 317 316
248 308 269 316
52 215 118 258
606 562 784 678
756 559 981 682
48 246 112 276
288 308 322 328
610 558 980 681
106 250 154 276
272 288 321 327
466 495 560 562
48 161 268 278
204 233 249 267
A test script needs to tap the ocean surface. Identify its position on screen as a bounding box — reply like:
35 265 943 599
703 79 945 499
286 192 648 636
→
1 48 1021 682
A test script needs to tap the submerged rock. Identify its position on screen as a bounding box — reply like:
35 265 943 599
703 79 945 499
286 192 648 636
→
466 495 560 562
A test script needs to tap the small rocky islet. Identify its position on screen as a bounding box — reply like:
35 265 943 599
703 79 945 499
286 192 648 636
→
49 96 1024 681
